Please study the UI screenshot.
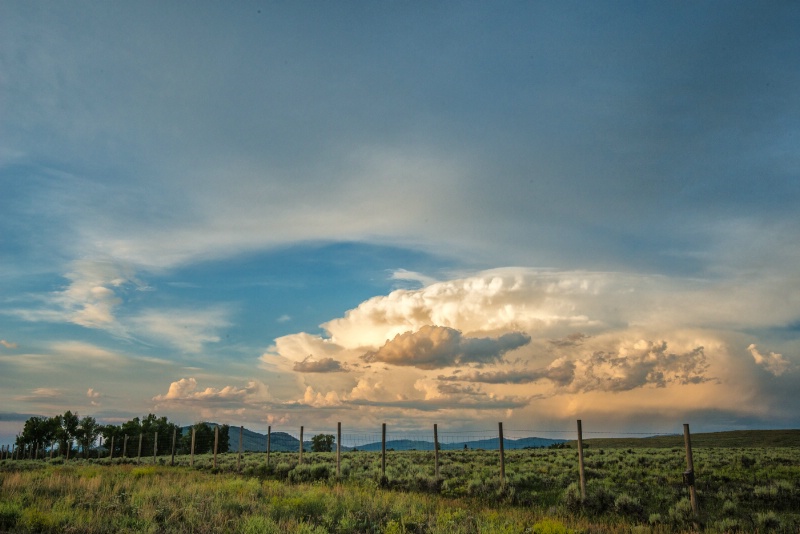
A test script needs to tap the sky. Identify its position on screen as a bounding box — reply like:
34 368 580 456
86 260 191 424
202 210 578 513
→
1 1 799 446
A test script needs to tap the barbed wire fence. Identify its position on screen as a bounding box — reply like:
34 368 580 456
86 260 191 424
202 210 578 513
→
1 419 700 517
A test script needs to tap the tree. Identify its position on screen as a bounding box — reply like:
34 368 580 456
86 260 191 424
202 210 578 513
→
75 416 102 458
58 411 80 458
15 416 61 458
311 434 335 453
176 423 229 455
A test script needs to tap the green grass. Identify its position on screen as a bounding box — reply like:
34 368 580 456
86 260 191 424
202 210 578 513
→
2 440 799 533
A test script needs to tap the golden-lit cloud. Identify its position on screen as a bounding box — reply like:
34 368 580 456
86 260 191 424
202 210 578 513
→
263 268 798 427
362 325 530 370
748 344 791 376
293 357 348 373
445 339 711 392
153 377 271 405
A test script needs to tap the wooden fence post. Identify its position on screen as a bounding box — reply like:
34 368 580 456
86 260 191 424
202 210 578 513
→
266 425 271 467
577 419 586 501
434 423 440 479
171 428 177 466
110 436 115 461
137 433 143 464
66 440 70 461
238 426 243 471
683 423 699 517
153 431 158 464
299 426 304 464
381 423 387 480
336 422 341 477
498 422 505 484
123 435 128 459
213 426 219 469
190 426 196 467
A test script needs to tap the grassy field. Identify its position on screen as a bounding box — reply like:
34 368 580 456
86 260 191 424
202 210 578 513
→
1 434 799 532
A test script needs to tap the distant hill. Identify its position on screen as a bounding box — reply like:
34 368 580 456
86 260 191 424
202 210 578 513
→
182 425 799 453
569 429 800 449
180 424 312 452
181 424 565 452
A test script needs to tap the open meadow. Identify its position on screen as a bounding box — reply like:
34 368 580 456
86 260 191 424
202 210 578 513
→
2 437 799 533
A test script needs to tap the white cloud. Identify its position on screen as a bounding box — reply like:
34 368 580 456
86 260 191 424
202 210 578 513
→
14 388 62 402
302 386 342 407
390 269 438 287
5 259 141 335
130 308 230 353
748 344 791 376
0 340 18 349
87 387 102 406
153 377 271 405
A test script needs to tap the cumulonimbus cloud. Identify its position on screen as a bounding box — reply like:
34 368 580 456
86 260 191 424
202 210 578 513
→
361 325 531 370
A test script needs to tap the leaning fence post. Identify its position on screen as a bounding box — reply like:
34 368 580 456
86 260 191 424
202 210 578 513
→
137 433 142 464
336 422 341 477
153 432 158 464
434 423 440 479
237 426 243 471
213 426 219 469
266 425 271 466
683 423 699 517
498 422 506 484
577 419 586 501
381 423 387 480
123 435 128 459
110 436 115 461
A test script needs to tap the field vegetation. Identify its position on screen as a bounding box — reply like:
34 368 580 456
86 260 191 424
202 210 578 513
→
2 436 799 533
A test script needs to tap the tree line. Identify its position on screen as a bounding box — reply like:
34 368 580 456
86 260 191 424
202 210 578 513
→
12 412 231 458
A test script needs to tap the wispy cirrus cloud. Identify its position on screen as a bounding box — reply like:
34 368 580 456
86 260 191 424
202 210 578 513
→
129 308 230 353
14 388 62 402
0 340 17 349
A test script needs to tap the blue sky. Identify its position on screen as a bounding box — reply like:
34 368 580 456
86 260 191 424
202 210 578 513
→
2 1 799 445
